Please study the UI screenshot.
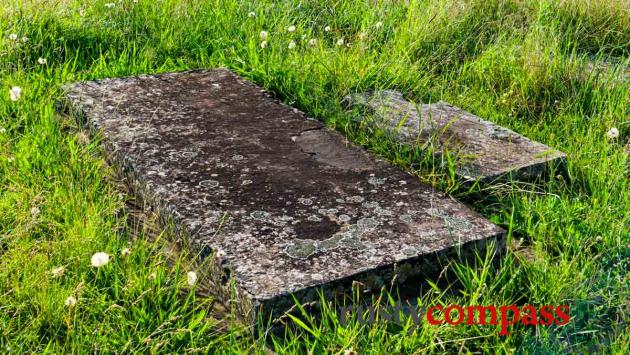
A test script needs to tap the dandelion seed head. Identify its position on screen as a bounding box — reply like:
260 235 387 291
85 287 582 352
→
51 266 66 278
0 127 6 134
187 271 198 286
259 30 268 40
375 21 383 29
287 25 296 33
308 38 317 46
30 206 40 218
121 248 131 257
260 40 268 48
8 33 18 41
20 36 28 43
37 57 47 65
324 26 331 32
248 11 256 17
288 40 296 49
91 252 110 267
104 3 115 8
65 296 77 307
607 127 619 139
9 86 21 101
149 271 157 280
336 38 344 46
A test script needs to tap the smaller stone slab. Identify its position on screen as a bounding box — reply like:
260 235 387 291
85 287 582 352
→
64 70 505 325
344 90 566 183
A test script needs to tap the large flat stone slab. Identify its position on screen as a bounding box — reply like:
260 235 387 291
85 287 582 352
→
344 90 566 183
64 69 504 324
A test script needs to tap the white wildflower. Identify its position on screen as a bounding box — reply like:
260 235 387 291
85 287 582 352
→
308 38 317 46
30 206 40 218
215 249 226 258
51 266 66 278
104 3 115 8
336 38 344 46
20 36 28 43
324 26 331 32
0 127 6 134
64 296 77 307
8 33 18 41
375 21 383 29
259 30 268 40
149 271 157 280
248 11 256 17
260 40 268 48
37 57 47 65
7 156 14 163
90 252 110 267
288 40 296 49
9 86 21 101
607 127 619 139
121 247 131 257
287 25 296 33
187 271 198 286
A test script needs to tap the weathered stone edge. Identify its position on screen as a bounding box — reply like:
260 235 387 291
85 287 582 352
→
342 91 568 184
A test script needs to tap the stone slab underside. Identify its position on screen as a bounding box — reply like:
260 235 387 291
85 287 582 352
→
345 90 566 183
64 69 505 324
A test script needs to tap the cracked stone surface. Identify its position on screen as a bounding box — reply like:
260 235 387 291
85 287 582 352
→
344 90 566 182
64 69 505 323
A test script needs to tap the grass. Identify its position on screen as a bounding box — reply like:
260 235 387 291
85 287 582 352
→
1 0 628 353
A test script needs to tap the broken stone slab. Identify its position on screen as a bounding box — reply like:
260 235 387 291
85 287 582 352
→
63 69 505 326
344 90 566 183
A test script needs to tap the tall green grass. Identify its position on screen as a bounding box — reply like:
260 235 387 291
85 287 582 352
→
1 0 628 352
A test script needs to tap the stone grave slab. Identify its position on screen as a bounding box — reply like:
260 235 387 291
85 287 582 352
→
64 69 505 325
344 90 566 183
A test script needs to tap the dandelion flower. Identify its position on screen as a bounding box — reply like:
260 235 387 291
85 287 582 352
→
259 30 268 40
37 57 47 65
91 252 110 267
607 127 619 139
308 38 317 46
288 40 296 49
336 38 344 46
187 271 198 286
260 40 268 48
248 11 256 17
9 86 21 101
287 25 296 33
8 33 18 41
375 21 383 29
65 296 77 307
324 26 331 32
121 248 131 257
51 266 66 278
